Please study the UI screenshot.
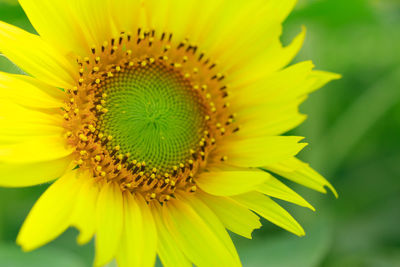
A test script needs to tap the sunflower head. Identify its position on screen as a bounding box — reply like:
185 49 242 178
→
62 29 239 202
0 1 339 267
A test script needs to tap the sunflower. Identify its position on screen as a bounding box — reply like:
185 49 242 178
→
0 0 339 266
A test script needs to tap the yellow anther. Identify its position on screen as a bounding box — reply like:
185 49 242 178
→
114 145 120 151
95 56 101 62
102 93 108 98
162 56 168 61
117 154 123 160
79 68 84 74
101 171 106 177
65 131 72 138
93 66 99 72
174 63 181 68
98 133 104 139
183 56 188 62
70 98 75 103
72 86 78 92
165 179 170 184
79 134 88 142
116 66 121 72
74 108 79 114
80 150 87 156
164 173 169 178
188 160 194 165
193 67 199 73
107 72 114 77
129 61 134 66
79 78 84 83
126 49 132 55
95 78 101 84
205 115 210 121
149 58 155 63
96 166 102 171
96 105 102 110
190 186 197 192
63 114 70 119
170 180 176 186
77 159 84 165
152 168 157 173
141 61 147 67
206 93 211 99
202 84 208 90
94 155 101 161
150 173 156 179
116 164 122 171
179 163 184 168
107 135 113 140
193 85 199 90
185 73 191 78
150 193 156 199
102 108 108 113
190 149 195 154
84 57 89 62
165 195 171 201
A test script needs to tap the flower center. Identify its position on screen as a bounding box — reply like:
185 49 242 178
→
97 62 207 173
63 29 238 202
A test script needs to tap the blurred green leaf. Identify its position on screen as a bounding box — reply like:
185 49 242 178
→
0 243 86 267
237 217 333 267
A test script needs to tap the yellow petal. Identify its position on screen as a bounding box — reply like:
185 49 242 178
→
116 192 144 267
70 172 100 245
19 0 88 54
212 136 307 167
94 182 123 267
264 157 338 197
233 192 305 236
256 173 315 211
230 26 306 86
0 21 75 88
163 198 240 267
198 192 261 239
136 195 158 267
196 170 268 196
150 202 192 267
235 96 307 137
178 192 241 266
0 135 73 163
0 71 64 109
0 155 73 187
17 170 81 251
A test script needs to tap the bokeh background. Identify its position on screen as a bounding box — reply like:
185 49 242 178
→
0 0 399 266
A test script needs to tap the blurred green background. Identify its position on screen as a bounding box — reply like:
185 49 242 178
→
0 0 399 266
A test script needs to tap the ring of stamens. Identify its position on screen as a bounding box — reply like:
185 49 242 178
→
63 28 239 203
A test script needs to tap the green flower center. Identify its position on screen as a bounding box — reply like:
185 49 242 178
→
97 62 207 172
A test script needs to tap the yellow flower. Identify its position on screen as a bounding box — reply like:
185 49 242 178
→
0 0 339 266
